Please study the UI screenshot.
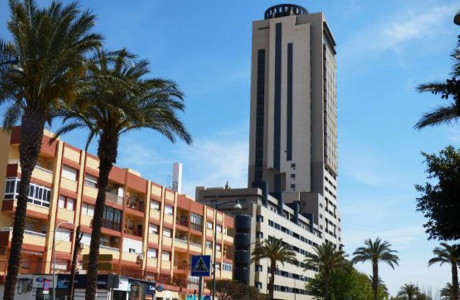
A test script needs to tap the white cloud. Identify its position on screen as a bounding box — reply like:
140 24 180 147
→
341 3 456 62
179 133 249 197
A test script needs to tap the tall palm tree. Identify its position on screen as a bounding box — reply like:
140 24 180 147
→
428 243 460 300
0 1 101 299
251 237 298 300
303 242 348 300
53 48 192 299
352 238 399 300
397 283 420 300
414 38 460 129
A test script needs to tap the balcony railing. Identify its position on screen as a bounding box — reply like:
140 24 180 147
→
100 244 119 251
0 227 46 238
105 191 123 206
175 238 188 245
189 241 202 248
190 223 203 232
8 160 53 175
126 197 144 213
102 219 121 231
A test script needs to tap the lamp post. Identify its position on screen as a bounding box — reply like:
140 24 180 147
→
211 198 242 300
53 221 73 300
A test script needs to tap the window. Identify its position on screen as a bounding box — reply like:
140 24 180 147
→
256 215 264 222
255 282 262 289
149 224 159 234
256 231 264 239
82 203 94 216
164 205 173 215
162 251 171 261
150 201 160 210
255 265 263 272
4 178 51 207
102 206 122 231
129 248 136 253
290 174 296 179
216 224 222 233
62 165 78 181
148 248 157 258
216 243 222 251
58 196 75 210
206 221 213 229
55 229 71 242
205 240 212 249
84 174 97 188
190 213 203 231
163 228 172 238
215 263 221 270
223 263 232 272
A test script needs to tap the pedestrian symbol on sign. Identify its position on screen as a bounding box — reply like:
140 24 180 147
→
191 255 211 277
193 257 209 273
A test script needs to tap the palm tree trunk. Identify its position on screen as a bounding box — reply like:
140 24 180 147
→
452 262 458 300
3 109 45 300
372 262 379 300
324 269 331 300
269 261 276 300
85 132 118 300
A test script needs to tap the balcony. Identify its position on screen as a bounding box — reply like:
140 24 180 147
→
3 178 51 212
0 227 47 248
174 238 188 250
61 177 77 192
102 219 121 231
8 160 54 184
176 215 188 228
190 223 203 232
126 196 145 213
149 233 159 244
105 191 123 206
146 257 158 268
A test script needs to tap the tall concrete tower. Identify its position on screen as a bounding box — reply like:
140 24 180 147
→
248 4 341 246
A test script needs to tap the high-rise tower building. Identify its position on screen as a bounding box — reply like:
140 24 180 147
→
248 4 341 246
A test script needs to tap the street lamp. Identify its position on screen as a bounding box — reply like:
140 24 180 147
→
211 198 242 300
53 220 73 300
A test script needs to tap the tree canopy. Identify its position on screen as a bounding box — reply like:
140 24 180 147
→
415 146 460 241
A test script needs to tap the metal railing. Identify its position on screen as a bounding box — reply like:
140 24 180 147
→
100 245 119 251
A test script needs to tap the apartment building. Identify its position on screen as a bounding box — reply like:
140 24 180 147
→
196 186 322 300
0 127 234 299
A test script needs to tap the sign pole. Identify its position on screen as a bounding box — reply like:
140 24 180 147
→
198 276 202 300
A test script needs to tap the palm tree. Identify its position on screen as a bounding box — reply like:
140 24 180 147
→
251 237 298 300
440 283 459 300
397 283 420 300
0 1 101 299
303 242 348 300
414 37 460 129
53 48 192 299
352 238 399 300
428 243 460 300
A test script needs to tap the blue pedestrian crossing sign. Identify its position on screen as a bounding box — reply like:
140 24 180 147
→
191 255 211 277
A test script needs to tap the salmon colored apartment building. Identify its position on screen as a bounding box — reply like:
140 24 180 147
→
0 127 234 298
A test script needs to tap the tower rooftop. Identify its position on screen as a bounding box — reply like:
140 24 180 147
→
264 4 308 19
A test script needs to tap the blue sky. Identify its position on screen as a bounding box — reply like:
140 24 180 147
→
1 0 459 296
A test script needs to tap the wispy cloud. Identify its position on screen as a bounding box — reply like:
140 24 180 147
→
179 128 249 197
447 127 460 144
341 3 456 62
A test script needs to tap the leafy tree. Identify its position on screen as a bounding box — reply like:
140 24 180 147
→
308 267 374 300
415 37 460 129
251 237 298 300
415 146 460 241
304 242 348 300
0 1 101 299
352 238 400 300
397 283 420 300
53 49 192 299
206 280 267 300
428 243 460 300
